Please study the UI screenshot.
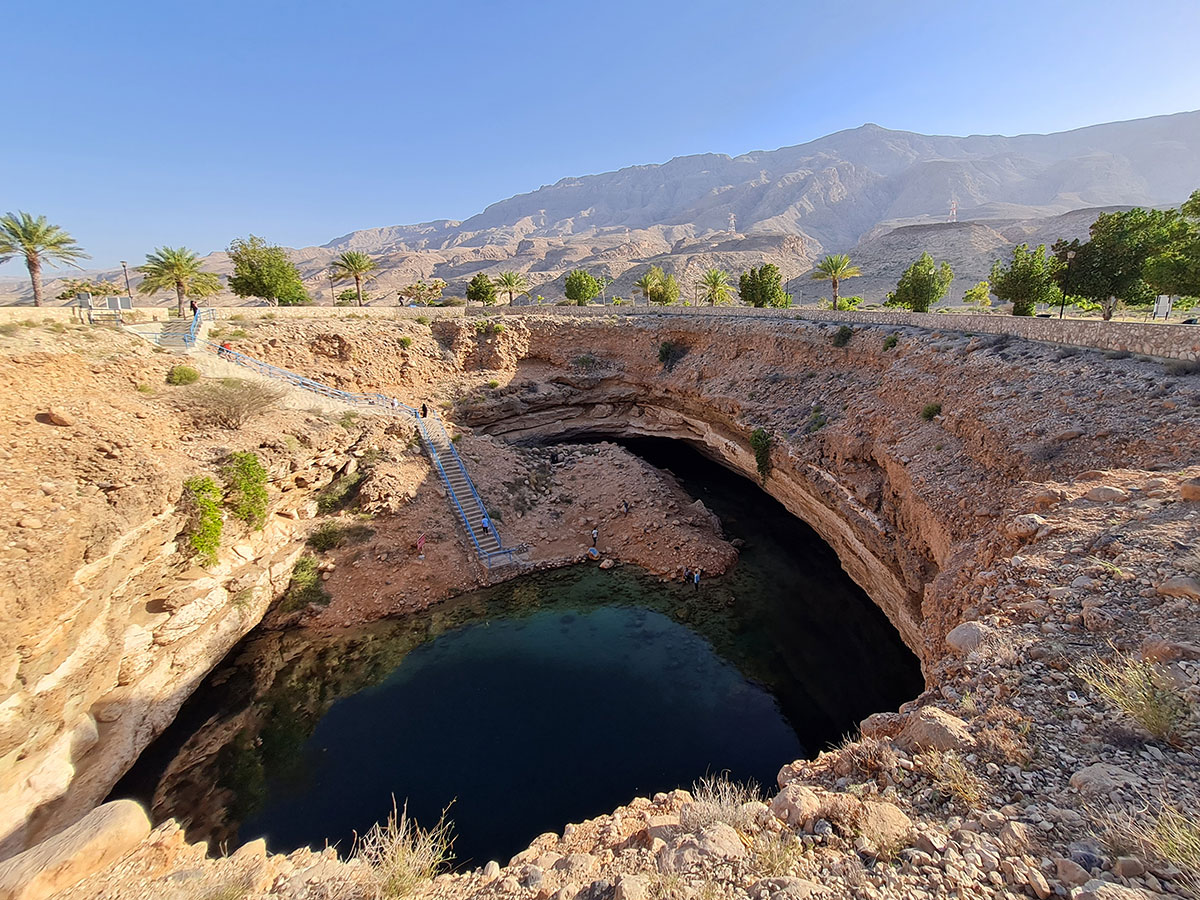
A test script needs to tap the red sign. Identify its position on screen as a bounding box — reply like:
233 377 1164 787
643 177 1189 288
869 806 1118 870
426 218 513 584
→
416 533 426 552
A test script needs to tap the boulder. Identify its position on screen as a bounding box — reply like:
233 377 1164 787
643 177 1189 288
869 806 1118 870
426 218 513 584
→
0 800 150 900
1006 514 1046 539
1141 636 1200 662
1084 485 1128 502
613 874 650 900
1068 763 1143 796
746 876 831 899
859 801 912 855
1074 880 1147 900
44 408 74 427
1158 576 1200 601
1180 477 1200 501
945 622 992 654
1054 857 1090 886
859 711 905 740
769 784 820 827
897 707 975 753
657 823 745 873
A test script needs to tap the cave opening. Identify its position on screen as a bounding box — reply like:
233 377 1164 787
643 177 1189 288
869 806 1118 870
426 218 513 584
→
113 435 923 869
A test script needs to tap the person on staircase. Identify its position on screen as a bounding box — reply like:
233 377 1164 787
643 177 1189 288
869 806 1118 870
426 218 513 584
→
189 299 199 316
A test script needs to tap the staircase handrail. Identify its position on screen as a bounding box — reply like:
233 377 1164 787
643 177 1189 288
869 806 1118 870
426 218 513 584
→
410 417 488 559
424 414 495 536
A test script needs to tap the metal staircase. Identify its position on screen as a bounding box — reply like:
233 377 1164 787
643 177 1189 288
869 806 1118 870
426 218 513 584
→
122 310 516 568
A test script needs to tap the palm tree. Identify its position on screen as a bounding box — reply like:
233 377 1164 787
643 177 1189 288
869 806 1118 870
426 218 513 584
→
697 268 733 306
494 270 529 305
137 247 222 316
633 269 661 306
811 254 862 310
0 212 89 307
329 251 378 306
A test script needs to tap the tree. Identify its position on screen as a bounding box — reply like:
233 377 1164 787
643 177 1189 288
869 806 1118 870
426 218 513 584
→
564 270 600 305
227 235 309 306
657 273 681 305
632 269 659 306
55 278 126 302
739 264 790 308
1052 206 1189 320
885 253 953 312
494 270 529 305
963 281 991 308
0 212 89 306
329 251 377 307
810 254 861 310
137 247 222 316
1144 189 1200 302
990 244 1062 316
466 272 497 306
398 278 447 306
697 268 733 306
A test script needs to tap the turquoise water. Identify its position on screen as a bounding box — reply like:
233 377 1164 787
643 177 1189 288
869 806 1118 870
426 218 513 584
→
115 439 922 867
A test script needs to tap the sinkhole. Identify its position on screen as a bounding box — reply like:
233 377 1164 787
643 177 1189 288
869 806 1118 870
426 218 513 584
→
113 437 923 868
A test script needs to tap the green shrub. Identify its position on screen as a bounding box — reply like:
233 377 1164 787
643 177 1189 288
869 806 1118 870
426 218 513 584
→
882 334 899 350
487 379 499 389
338 411 360 431
222 451 268 529
136 383 155 394
658 340 688 371
806 406 828 432
415 316 430 325
832 325 854 348
278 555 329 611
307 520 375 552
182 476 223 565
749 428 771 482
399 336 413 349
921 402 942 421
166 365 200 385
228 328 250 338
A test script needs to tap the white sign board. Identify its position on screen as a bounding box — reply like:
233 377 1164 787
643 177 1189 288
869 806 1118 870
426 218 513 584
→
1154 295 1172 319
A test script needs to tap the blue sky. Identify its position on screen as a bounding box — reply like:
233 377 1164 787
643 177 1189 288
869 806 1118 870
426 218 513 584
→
4 0 1200 271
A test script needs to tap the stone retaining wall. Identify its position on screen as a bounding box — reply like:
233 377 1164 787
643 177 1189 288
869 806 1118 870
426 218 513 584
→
495 304 1200 360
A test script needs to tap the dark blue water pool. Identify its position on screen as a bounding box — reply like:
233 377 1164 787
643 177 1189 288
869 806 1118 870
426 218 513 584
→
115 438 922 867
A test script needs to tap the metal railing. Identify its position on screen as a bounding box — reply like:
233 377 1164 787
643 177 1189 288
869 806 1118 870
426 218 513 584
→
194 334 517 568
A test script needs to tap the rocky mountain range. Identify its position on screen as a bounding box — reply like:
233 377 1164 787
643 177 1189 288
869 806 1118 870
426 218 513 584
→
5 110 1199 306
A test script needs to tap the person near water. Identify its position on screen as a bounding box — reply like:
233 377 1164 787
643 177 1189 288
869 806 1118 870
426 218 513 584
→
591 527 598 547
693 569 701 589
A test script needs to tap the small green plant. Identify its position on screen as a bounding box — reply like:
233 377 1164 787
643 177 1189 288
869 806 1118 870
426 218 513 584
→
681 774 762 832
399 336 413 349
182 476 223 565
43 321 67 334
338 411 360 430
450 433 462 443
221 451 268 529
572 354 601 371
921 402 942 421
136 383 155 395
750 427 772 481
306 520 375 552
832 325 854 348
882 334 899 350
230 587 256 611
228 328 250 338
354 802 455 899
806 406 828 433
487 379 499 389
166 364 200 385
415 316 430 325
208 327 225 338
658 340 687 371
1077 652 1192 744
278 555 329 611
0 322 19 337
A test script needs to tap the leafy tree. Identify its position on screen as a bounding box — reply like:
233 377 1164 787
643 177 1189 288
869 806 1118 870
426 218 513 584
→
399 278 447 306
494 270 529 305
0 212 89 306
1144 189 1200 301
564 269 600 305
963 281 991 308
137 247 222 316
466 272 497 306
227 235 309 306
810 254 861 310
885 252 953 312
657 272 680 305
739 264 790 308
335 289 360 306
56 278 126 301
697 268 734 306
329 250 377 306
1052 205 1189 319
990 244 1062 316
632 269 659 305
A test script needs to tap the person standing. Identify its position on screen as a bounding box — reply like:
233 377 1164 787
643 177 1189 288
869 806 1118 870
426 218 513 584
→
189 299 198 316
693 569 701 590
481 515 490 535
591 527 598 548
421 403 428 418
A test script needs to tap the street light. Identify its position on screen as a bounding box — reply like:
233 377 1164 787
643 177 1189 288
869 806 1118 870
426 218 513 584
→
120 261 133 300
1058 250 1076 319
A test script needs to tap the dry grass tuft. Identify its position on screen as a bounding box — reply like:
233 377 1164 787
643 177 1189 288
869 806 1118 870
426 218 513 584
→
750 830 808 877
1076 651 1192 744
680 773 761 832
1087 796 1200 894
975 705 1034 766
833 735 899 785
923 751 987 809
353 801 454 899
193 378 287 429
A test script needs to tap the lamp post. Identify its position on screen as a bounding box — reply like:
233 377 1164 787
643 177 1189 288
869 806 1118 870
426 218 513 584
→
1058 250 1076 319
120 261 133 300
